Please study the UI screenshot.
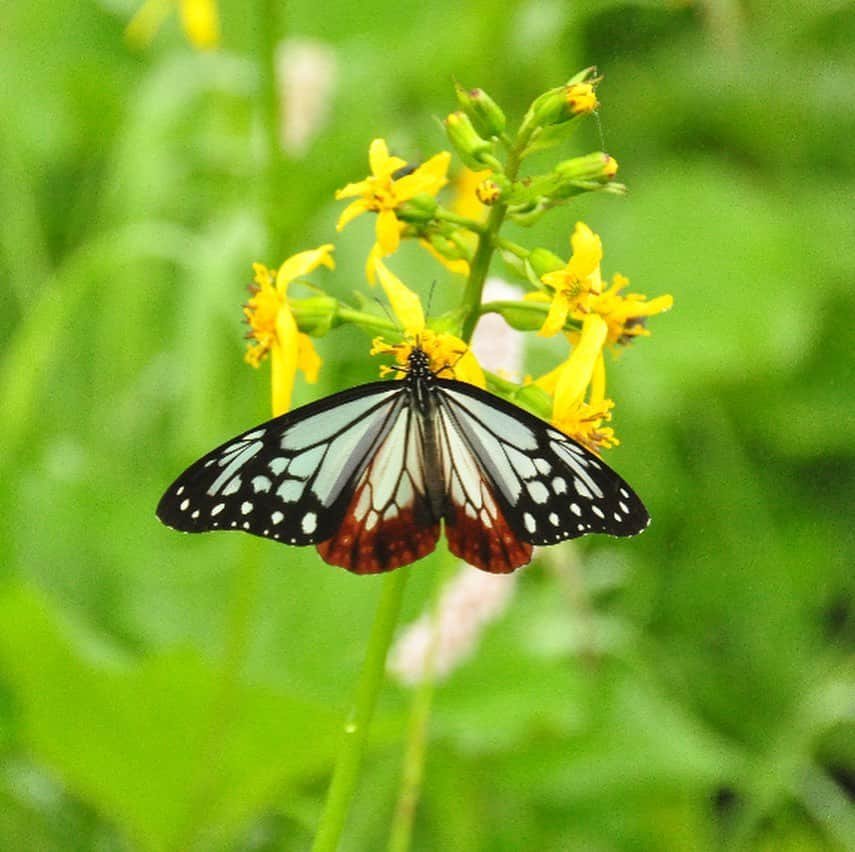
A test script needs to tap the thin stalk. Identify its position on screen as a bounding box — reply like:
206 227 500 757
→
459 143 524 342
312 569 411 852
387 560 455 852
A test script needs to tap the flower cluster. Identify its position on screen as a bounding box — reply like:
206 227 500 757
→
241 71 672 460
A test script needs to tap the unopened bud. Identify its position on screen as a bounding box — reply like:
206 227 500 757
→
527 248 565 278
521 68 601 134
290 296 338 336
454 82 506 138
476 175 508 206
444 111 495 170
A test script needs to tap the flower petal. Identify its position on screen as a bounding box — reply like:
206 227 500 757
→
369 138 406 178
395 151 450 199
375 259 425 332
296 332 322 383
276 244 335 291
179 0 220 49
537 291 571 337
568 221 602 277
553 313 607 418
271 307 299 416
335 179 372 200
376 208 402 254
336 198 369 231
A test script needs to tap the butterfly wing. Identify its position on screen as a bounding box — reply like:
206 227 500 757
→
435 379 650 554
316 401 440 574
435 397 533 573
157 382 407 547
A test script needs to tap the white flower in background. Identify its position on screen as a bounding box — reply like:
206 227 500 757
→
470 277 525 379
277 38 337 156
387 565 518 686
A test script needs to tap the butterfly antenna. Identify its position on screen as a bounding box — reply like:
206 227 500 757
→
373 296 401 330
425 280 437 321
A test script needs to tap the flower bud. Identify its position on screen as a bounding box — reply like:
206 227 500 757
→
397 193 440 222
476 175 508 206
444 111 495 170
527 248 565 278
554 151 618 181
454 82 506 138
521 68 601 134
290 296 337 336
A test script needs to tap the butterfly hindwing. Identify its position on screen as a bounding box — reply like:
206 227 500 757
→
435 380 650 546
156 382 403 546
317 403 441 573
435 399 533 572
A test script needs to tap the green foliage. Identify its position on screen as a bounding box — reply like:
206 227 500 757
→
1 0 853 849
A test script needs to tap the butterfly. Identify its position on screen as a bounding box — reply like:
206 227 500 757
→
156 345 649 574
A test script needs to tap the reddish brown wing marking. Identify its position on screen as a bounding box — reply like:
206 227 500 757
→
444 496 532 573
437 403 533 573
316 478 439 574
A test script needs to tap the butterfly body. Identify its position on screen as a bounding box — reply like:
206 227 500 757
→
157 346 649 574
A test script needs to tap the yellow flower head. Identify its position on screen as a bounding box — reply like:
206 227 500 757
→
369 258 485 388
336 139 450 259
126 0 220 50
592 273 674 346
243 245 334 415
535 314 617 454
538 221 603 337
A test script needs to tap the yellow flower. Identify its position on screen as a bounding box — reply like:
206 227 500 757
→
336 139 450 261
535 314 618 453
370 259 485 388
538 222 603 337
126 0 219 50
591 273 674 346
243 245 334 416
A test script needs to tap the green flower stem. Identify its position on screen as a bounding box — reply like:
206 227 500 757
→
432 208 487 234
493 236 529 259
460 142 524 342
334 305 401 337
387 559 455 852
312 568 411 852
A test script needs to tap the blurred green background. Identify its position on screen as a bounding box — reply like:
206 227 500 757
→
1 0 853 849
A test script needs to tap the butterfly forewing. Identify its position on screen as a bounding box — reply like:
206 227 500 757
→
156 383 403 546
435 380 650 545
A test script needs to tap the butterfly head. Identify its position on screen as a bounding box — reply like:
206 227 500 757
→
373 330 487 389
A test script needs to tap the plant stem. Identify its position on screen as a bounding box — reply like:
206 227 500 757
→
312 569 411 852
387 560 454 852
459 143 524 342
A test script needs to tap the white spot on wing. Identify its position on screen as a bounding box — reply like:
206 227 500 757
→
574 477 592 499
269 457 288 475
527 481 549 505
223 476 242 496
523 512 536 533
252 475 272 493
241 501 253 515
302 512 317 534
